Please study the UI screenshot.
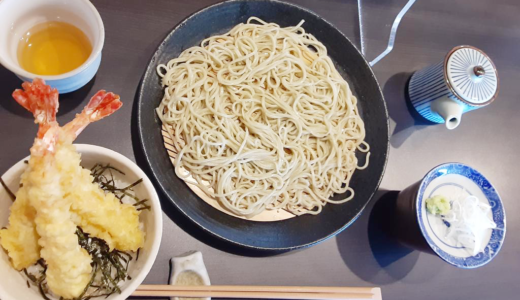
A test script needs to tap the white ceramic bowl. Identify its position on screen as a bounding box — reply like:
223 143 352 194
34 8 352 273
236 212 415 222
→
0 144 162 300
0 0 104 93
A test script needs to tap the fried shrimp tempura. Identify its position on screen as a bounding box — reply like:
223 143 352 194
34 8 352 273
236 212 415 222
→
0 180 39 270
0 79 143 298
58 92 144 251
6 80 92 298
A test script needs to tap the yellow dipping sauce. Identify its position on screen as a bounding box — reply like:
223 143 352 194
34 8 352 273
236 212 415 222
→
17 21 92 75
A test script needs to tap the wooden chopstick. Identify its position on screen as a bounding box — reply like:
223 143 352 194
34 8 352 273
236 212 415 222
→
132 290 376 299
137 284 378 294
133 285 382 300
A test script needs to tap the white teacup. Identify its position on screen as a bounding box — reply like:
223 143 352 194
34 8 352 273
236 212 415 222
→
0 0 104 93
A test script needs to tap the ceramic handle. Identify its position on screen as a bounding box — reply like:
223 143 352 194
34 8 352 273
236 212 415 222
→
430 97 463 130
473 66 485 77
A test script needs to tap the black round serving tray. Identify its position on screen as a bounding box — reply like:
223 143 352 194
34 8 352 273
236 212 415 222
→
135 0 389 251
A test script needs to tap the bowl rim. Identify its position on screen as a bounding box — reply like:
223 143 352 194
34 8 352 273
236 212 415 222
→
0 0 105 80
0 144 162 300
415 162 506 269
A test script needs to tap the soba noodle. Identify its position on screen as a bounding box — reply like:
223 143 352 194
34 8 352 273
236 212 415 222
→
156 17 369 217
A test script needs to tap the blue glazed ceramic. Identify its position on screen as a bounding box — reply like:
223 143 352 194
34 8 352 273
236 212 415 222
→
16 54 102 94
415 163 506 269
408 46 499 130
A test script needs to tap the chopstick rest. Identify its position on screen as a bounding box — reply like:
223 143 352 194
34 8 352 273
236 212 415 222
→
169 251 211 300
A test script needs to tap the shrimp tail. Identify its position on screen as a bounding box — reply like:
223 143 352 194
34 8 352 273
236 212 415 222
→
12 78 59 139
62 90 122 139
84 90 123 122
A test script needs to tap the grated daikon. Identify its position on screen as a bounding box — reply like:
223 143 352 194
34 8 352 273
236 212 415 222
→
438 192 497 256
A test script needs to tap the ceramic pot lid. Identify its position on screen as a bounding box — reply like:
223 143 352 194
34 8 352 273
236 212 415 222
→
445 46 498 106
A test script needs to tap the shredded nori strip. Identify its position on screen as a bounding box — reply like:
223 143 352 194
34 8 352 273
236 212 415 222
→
38 279 51 300
23 260 51 300
0 177 16 202
90 164 150 211
136 248 140 262
23 269 37 283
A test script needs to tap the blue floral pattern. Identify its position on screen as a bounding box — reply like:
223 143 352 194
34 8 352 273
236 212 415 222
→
416 163 506 268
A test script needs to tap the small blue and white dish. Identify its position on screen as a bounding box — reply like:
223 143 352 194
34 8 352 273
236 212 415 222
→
394 163 506 269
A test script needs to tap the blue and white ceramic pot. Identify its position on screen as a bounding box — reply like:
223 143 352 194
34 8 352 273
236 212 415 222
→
409 46 499 129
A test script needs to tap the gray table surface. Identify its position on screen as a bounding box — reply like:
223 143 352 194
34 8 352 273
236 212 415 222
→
1 1 519 300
